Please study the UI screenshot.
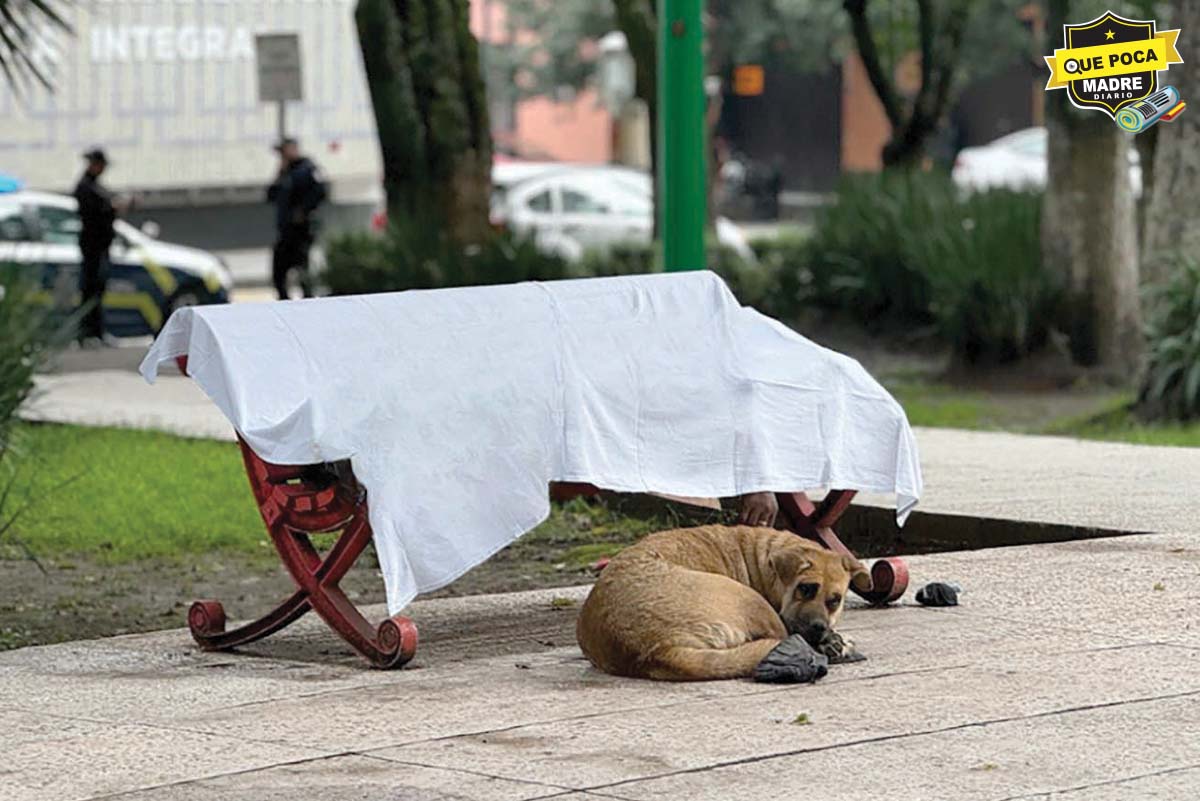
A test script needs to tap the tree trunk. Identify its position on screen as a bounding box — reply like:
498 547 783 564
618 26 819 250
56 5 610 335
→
612 0 658 237
1133 123 1158 246
1140 0 1200 285
844 0 969 169
1042 0 1141 371
355 0 493 244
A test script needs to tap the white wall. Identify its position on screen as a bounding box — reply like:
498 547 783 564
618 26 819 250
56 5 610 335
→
0 0 382 203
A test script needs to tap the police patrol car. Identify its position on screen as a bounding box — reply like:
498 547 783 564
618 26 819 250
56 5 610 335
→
0 185 232 337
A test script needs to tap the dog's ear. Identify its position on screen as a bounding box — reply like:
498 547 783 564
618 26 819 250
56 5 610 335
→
770 548 812 581
842 554 873 592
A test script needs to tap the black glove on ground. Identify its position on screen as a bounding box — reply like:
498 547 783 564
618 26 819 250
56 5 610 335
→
916 582 959 607
753 634 830 683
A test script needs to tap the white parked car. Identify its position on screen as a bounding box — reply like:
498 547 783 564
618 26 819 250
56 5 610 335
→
0 189 233 337
500 167 653 261
952 127 1142 195
499 165 754 263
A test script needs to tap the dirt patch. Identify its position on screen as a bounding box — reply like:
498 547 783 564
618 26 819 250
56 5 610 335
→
0 545 612 651
0 495 710 651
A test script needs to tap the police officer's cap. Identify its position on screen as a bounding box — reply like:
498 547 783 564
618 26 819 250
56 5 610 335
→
82 148 109 165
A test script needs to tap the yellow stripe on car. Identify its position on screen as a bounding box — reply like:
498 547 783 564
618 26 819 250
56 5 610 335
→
202 269 221 293
31 289 164 332
140 252 178 296
106 291 164 331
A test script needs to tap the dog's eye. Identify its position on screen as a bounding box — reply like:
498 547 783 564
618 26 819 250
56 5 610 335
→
826 594 842 611
795 583 819 601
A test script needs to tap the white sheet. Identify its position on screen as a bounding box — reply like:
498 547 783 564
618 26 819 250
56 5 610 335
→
141 271 922 613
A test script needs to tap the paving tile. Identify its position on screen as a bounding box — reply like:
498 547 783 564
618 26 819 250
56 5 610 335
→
372 645 1200 789
5 723 325 801
607 694 1200 801
104 754 572 801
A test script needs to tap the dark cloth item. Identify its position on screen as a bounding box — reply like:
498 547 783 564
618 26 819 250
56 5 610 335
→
78 246 110 340
73 171 117 252
916 582 960 607
267 157 327 234
753 634 829 683
272 228 314 300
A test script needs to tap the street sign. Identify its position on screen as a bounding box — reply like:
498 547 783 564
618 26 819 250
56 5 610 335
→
256 34 303 103
733 65 764 96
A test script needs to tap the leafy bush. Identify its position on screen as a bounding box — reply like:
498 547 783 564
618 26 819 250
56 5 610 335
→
575 240 784 317
326 225 788 321
321 223 570 295
0 266 66 451
574 242 654 277
0 265 71 552
903 188 1054 364
787 171 1053 364
751 231 812 317
1139 258 1200 421
802 171 955 325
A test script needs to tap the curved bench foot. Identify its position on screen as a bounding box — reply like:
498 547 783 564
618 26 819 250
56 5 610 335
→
853 557 910 606
371 615 420 669
188 592 311 652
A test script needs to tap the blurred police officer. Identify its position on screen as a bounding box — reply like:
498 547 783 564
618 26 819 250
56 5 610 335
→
267 138 326 300
73 148 124 344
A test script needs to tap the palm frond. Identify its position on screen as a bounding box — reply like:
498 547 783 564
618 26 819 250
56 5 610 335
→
0 0 71 93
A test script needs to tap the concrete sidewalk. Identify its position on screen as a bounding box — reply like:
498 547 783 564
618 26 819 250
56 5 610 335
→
3 528 1198 801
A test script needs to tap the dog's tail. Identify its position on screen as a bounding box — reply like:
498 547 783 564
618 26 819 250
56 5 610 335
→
642 639 782 681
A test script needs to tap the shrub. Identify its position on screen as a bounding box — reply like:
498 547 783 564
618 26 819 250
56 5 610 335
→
802 171 956 326
573 242 655 278
751 231 812 316
1139 258 1200 421
0 266 67 451
710 244 783 319
0 264 71 550
326 226 790 322
574 240 784 317
791 171 1054 364
321 223 570 296
903 188 1054 364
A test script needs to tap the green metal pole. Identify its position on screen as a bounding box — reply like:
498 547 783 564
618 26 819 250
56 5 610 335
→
657 0 706 272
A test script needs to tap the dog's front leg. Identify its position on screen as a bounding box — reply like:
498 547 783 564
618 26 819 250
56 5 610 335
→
816 630 866 664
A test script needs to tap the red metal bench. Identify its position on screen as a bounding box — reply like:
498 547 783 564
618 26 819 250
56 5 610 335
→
176 356 908 669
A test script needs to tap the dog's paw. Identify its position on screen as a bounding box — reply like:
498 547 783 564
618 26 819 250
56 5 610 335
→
753 634 829 683
817 630 867 664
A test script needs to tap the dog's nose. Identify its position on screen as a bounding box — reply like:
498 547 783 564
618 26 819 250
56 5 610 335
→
804 621 828 644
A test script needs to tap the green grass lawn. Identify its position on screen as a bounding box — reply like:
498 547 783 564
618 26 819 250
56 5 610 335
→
889 380 1200 446
4 423 265 563
1 423 670 565
1042 407 1200 447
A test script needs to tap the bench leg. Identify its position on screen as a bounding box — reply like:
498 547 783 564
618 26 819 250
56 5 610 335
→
188 591 311 651
188 498 419 668
777 490 909 605
271 513 419 669
175 355 419 669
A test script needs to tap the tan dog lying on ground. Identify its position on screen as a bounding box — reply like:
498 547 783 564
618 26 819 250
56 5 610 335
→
576 525 870 682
